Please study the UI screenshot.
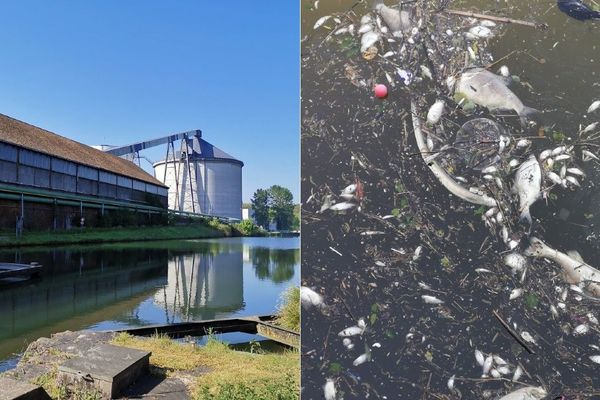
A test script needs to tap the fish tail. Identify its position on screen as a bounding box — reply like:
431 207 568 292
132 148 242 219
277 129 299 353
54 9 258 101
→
519 106 540 126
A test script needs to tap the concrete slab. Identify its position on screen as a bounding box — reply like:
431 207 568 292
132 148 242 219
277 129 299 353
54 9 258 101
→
0 377 50 400
120 375 189 400
58 343 150 398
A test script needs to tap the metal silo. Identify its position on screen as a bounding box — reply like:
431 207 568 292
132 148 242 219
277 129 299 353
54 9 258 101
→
153 135 243 219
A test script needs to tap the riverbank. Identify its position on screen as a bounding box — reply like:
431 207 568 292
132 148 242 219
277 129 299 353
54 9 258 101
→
1 330 299 400
0 222 235 248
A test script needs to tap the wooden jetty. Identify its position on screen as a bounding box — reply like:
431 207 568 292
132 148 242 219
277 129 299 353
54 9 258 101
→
115 315 299 348
0 263 42 283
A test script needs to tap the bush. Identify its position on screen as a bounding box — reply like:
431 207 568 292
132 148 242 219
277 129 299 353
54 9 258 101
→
276 286 300 331
234 220 264 236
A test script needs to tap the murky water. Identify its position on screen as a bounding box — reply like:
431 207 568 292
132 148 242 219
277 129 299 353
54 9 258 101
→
302 1 600 399
0 237 299 372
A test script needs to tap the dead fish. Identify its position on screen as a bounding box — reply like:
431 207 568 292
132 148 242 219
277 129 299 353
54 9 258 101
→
383 51 395 58
588 100 600 114
512 365 523 381
475 268 493 273
516 139 531 148
499 65 510 77
323 378 336 400
526 237 600 297
413 245 423 261
498 386 547 400
447 375 455 390
361 31 380 52
427 100 445 125
567 167 585 176
420 65 433 80
475 349 485 366
373 0 412 33
352 351 371 366
480 19 497 27
358 23 374 34
341 183 357 195
342 338 354 349
552 145 566 156
582 149 600 162
482 166 498 174
565 176 581 187
574 324 589 335
490 369 501 378
520 331 536 344
554 154 571 162
314 15 332 29
539 149 552 161
582 122 598 134
301 286 324 308
469 25 493 38
510 288 524 300
455 68 538 125
493 355 508 365
514 155 542 225
483 355 493 375
422 295 444 304
547 171 562 185
509 159 520 168
329 202 356 211
338 325 364 337
590 355 600 364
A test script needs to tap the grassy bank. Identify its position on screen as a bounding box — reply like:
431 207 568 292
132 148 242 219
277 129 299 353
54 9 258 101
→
112 334 300 400
0 222 233 248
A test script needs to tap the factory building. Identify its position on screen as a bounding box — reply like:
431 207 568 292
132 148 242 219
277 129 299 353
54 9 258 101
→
0 114 168 231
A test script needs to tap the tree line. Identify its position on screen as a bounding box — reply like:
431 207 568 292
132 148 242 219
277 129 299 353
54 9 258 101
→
250 185 297 231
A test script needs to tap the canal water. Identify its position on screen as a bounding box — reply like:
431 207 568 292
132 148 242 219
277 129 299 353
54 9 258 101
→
302 1 600 399
0 237 299 372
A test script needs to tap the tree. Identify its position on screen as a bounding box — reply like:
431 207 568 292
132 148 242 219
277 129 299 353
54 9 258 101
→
268 185 295 231
251 189 270 228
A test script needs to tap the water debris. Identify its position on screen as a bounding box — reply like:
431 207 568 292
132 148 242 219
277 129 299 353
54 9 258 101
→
421 295 444 304
520 331 536 344
587 100 600 113
573 324 589 335
323 378 336 400
498 386 547 400
360 31 380 53
426 100 445 126
313 15 331 30
329 247 343 256
301 286 324 308
447 374 455 390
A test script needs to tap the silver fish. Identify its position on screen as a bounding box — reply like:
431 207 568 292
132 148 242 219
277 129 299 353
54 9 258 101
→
482 355 493 375
510 288 524 300
352 352 371 366
565 176 580 187
455 68 538 125
329 202 356 211
514 155 541 224
314 15 332 30
588 100 600 114
516 139 531 148
475 349 485 366
582 122 598 134
567 167 585 176
547 171 562 185
301 286 324 308
324 379 336 400
427 100 445 125
422 295 444 304
498 387 547 400
512 365 523 382
338 325 364 336
539 149 552 161
447 375 455 390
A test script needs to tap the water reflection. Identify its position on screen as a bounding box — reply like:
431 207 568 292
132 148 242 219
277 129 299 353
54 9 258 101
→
0 237 299 368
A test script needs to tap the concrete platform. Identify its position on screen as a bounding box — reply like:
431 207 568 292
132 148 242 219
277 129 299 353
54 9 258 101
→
0 377 50 400
58 343 150 398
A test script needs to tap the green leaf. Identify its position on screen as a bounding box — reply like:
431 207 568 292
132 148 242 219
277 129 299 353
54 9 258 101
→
474 205 486 216
329 362 342 374
525 293 539 310
391 208 401 217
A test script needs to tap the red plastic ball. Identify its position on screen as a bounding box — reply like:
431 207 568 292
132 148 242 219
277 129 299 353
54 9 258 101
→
374 84 388 99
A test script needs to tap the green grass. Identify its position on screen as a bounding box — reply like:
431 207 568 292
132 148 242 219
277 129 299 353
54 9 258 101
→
0 222 233 248
111 333 299 400
275 287 300 332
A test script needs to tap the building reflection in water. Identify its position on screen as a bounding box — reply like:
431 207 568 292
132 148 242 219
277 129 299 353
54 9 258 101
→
154 251 244 322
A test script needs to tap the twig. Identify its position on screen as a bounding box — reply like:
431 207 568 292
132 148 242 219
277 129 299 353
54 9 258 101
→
492 309 536 354
443 9 539 28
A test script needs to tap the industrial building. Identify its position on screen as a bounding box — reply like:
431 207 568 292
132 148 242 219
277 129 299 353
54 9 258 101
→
0 114 168 231
152 133 244 220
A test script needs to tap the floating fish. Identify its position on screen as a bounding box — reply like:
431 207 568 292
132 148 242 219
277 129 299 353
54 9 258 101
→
554 154 571 162
455 68 538 125
480 19 497 27
483 355 493 375
358 23 374 34
353 351 371 366
539 149 552 161
427 100 445 125
574 324 589 335
565 176 580 187
301 286 324 308
509 159 520 168
547 171 562 185
314 15 332 30
413 245 423 261
558 0 600 21
512 365 523 382
361 31 380 52
323 378 336 400
520 331 536 344
373 0 412 33
582 149 600 161
475 349 485 366
582 122 598 134
447 375 455 390
342 338 354 350
510 288 524 300
588 100 600 113
514 155 542 224
497 365 511 375
329 202 356 211
482 166 498 174
490 369 501 378
422 295 444 304
590 355 600 364
383 51 396 58
516 139 531 148
469 25 493 38
567 167 585 176
493 355 507 365
338 326 363 337
552 145 566 156
498 386 547 400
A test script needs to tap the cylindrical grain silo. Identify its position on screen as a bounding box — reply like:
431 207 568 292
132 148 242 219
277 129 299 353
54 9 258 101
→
153 136 243 219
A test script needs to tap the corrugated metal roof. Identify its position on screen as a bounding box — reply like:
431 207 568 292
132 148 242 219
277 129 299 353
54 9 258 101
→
155 136 243 166
0 113 166 187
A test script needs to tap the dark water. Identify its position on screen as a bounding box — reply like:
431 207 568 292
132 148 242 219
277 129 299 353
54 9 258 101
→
302 1 600 399
0 237 299 372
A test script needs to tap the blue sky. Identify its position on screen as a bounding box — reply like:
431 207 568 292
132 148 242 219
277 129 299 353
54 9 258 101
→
0 1 299 202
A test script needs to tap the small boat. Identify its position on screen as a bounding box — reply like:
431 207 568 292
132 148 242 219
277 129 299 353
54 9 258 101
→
0 262 43 284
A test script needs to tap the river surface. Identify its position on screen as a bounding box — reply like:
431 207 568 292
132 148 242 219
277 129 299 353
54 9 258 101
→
0 236 299 372
302 1 600 399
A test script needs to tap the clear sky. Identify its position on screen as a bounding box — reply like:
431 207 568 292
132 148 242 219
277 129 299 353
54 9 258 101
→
0 1 299 203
